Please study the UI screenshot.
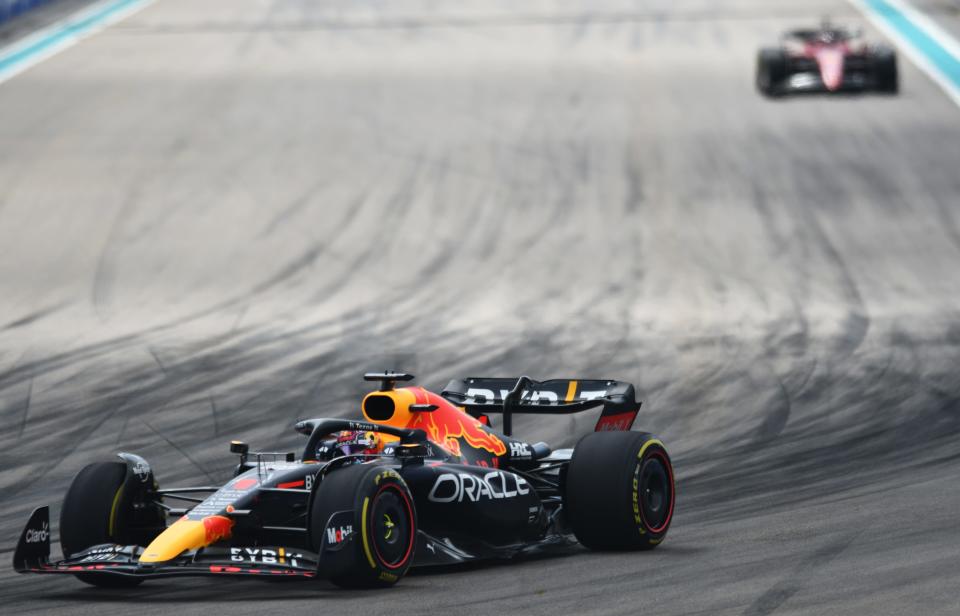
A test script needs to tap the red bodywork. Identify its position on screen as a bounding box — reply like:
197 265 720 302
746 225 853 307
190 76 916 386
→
807 42 849 91
785 34 868 91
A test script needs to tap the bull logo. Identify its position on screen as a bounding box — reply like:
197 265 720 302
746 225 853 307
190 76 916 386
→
408 402 507 457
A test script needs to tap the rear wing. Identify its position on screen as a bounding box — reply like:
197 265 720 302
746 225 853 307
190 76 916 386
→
441 376 640 436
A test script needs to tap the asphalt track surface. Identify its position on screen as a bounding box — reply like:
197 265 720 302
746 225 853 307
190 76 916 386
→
1 1 960 614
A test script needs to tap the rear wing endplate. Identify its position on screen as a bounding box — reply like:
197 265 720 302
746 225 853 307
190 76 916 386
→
441 377 640 436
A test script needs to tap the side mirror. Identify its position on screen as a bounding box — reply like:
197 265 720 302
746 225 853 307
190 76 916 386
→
230 441 249 455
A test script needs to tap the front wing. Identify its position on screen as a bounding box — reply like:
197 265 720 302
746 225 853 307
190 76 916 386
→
778 71 879 93
22 545 319 580
15 507 318 580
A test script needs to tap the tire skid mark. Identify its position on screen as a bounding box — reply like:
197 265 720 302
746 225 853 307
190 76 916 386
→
140 419 218 484
1 390 133 499
743 531 863 616
258 179 329 238
16 375 33 438
208 394 220 437
0 301 70 332
91 188 142 322
754 373 791 442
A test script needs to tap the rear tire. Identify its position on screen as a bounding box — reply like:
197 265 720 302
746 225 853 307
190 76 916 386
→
565 431 675 550
60 462 143 587
757 48 787 97
310 463 417 588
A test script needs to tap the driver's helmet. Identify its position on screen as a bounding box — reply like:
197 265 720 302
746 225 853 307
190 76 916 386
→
818 16 838 42
334 430 384 457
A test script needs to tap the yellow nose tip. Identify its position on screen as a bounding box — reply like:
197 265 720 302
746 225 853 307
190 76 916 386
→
139 519 207 563
138 516 234 564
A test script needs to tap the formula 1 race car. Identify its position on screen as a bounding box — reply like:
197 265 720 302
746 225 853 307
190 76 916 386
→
756 21 898 96
13 373 675 588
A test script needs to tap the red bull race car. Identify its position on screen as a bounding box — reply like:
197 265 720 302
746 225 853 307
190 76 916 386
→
756 21 898 96
13 373 675 588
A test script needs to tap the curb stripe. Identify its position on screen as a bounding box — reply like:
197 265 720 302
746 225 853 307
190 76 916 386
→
850 0 960 108
0 0 154 85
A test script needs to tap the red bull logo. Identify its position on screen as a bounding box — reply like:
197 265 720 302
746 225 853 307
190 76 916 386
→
202 515 234 544
406 391 507 457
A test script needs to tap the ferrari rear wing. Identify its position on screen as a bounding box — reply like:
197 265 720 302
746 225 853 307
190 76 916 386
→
441 376 640 436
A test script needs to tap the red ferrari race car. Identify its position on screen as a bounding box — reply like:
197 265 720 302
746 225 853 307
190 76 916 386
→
13 373 675 588
756 20 898 96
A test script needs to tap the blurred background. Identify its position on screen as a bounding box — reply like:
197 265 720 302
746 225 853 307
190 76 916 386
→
0 0 959 614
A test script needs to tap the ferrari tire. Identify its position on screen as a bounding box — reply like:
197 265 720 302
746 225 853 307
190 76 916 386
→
756 48 786 97
872 46 898 94
565 431 675 550
310 463 417 588
60 462 143 587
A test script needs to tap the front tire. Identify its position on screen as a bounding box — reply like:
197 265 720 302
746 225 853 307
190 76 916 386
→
565 431 675 550
60 462 144 587
310 463 417 588
757 48 787 97
872 46 898 94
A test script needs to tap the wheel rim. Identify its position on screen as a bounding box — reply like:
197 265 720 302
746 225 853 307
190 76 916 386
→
639 454 673 533
370 486 413 569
